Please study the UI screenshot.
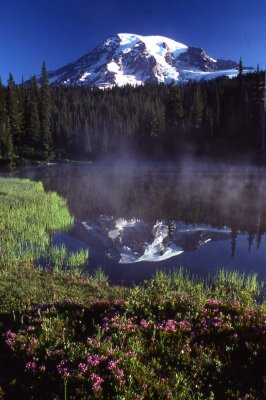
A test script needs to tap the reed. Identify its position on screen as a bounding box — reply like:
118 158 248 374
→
0 177 90 281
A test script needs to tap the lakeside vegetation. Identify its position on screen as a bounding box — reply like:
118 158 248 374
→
0 66 265 162
0 177 91 275
0 177 265 399
0 177 116 313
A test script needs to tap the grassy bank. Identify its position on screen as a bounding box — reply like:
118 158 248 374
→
0 178 265 399
0 178 123 313
0 177 86 271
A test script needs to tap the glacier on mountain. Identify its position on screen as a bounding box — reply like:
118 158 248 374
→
44 33 252 88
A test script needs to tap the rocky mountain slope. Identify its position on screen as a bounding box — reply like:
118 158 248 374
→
46 33 252 88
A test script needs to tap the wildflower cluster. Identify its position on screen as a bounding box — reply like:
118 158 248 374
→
1 290 265 399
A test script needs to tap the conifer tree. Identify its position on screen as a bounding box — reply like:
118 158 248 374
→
231 228 238 258
192 85 204 130
27 76 41 147
0 69 263 160
238 57 243 76
165 85 184 132
6 73 22 151
0 79 13 159
19 76 27 149
40 62 52 156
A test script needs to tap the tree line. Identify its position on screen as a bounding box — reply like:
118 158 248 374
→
0 64 264 161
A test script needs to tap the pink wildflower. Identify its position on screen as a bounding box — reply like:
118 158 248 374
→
179 320 192 332
78 363 88 373
142 383 148 389
29 337 39 346
90 373 104 392
25 361 37 372
107 358 121 370
140 319 150 329
116 369 125 378
87 355 101 366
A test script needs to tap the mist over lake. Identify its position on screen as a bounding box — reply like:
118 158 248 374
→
6 160 266 284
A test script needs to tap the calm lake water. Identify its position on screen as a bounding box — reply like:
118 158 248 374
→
4 160 266 284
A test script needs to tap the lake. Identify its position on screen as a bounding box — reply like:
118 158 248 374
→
4 160 266 284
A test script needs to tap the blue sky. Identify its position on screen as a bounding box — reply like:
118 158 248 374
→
1 0 266 83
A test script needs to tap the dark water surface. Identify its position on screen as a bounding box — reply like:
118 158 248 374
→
4 161 266 284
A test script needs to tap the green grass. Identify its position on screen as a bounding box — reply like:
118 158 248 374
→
44 245 89 275
0 177 90 274
0 177 74 265
0 178 123 314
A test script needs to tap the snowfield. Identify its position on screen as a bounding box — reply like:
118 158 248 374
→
45 33 251 88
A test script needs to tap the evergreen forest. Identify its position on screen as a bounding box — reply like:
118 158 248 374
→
0 64 265 162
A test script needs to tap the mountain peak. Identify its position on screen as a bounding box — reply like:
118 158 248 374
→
45 33 251 88
116 33 188 51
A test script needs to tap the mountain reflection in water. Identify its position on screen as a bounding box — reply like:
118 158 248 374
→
9 161 266 284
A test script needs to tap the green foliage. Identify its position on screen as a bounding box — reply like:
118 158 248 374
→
27 75 41 147
0 70 265 161
1 271 265 399
6 73 22 150
0 178 118 314
92 268 109 286
45 245 89 275
126 269 264 322
212 269 264 306
40 62 52 153
0 177 73 265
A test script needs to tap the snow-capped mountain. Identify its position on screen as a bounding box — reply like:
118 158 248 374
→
69 217 230 265
46 33 252 88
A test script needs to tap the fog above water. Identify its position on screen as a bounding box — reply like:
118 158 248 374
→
15 159 266 231
8 159 266 283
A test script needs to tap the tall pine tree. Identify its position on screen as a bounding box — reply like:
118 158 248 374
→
40 62 52 157
27 75 41 148
0 78 13 159
6 73 22 152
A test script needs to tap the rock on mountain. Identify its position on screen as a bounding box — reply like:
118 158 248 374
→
46 33 252 88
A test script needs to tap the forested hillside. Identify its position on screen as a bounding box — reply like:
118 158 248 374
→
0 64 264 161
